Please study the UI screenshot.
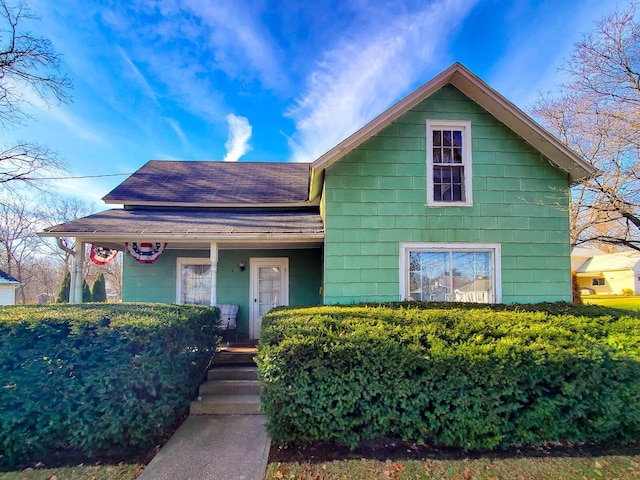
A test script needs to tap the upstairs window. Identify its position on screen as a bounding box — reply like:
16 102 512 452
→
426 120 472 206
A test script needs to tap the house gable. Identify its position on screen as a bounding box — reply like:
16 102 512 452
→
323 84 571 304
310 62 596 199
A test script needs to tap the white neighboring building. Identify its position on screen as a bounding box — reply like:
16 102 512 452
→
0 269 20 305
572 249 640 295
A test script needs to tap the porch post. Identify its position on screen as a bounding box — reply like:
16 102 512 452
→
210 242 218 306
72 241 85 303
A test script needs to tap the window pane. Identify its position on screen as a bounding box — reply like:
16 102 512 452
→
443 130 452 146
408 249 494 304
453 148 462 163
452 252 492 303
433 148 441 163
442 148 452 163
181 264 211 305
433 166 464 202
433 130 441 146
452 130 462 147
409 251 449 301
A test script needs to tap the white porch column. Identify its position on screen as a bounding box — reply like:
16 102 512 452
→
210 242 218 306
69 257 77 303
72 241 85 303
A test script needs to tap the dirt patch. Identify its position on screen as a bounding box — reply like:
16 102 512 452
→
268 438 640 464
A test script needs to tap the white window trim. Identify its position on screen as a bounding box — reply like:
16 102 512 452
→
426 119 473 207
176 257 211 304
399 242 502 303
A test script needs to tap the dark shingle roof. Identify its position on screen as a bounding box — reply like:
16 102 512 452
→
42 209 324 236
0 269 19 284
104 161 311 205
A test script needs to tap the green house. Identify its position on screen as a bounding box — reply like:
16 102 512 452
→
42 64 595 339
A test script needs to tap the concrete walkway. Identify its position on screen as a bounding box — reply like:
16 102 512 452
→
137 414 270 480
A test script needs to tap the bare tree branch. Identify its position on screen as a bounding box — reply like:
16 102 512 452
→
0 0 71 126
532 1 640 251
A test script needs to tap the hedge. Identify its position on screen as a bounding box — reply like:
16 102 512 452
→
0 303 220 467
257 302 640 450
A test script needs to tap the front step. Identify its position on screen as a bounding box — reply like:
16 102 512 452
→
191 394 261 415
191 350 260 415
199 379 261 396
213 350 256 365
208 366 258 381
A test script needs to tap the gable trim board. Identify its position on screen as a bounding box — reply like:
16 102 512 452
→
309 63 596 202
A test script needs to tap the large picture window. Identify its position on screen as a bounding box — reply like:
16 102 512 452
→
426 120 473 206
176 258 211 305
400 243 501 303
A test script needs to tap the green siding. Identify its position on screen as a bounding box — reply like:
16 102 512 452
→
324 84 571 304
124 247 323 336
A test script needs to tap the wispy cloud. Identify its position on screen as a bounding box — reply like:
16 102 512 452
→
21 89 106 145
286 0 477 163
165 117 188 145
99 0 284 124
116 45 160 108
223 114 252 162
486 0 615 108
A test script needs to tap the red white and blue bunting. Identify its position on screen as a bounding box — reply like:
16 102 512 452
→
125 242 168 264
90 244 118 265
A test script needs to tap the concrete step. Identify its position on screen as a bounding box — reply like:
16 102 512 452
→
190 394 261 415
199 379 261 396
213 351 257 365
208 366 258 381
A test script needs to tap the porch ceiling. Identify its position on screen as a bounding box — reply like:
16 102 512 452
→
39 208 325 250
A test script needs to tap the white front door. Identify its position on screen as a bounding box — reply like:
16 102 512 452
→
249 258 289 339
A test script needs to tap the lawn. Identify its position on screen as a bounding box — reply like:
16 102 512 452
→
265 454 640 479
582 294 640 311
0 462 144 480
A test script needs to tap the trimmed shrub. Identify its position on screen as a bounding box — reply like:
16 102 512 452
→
92 272 107 302
257 302 640 450
56 271 70 303
82 280 92 302
571 270 582 304
0 303 220 467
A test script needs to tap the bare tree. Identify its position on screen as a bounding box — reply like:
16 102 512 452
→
39 195 94 266
531 1 640 250
0 194 43 302
0 0 71 189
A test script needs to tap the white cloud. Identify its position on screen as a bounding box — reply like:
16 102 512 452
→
486 0 616 109
116 45 160 108
286 0 477 163
165 117 188 144
223 114 252 162
21 89 106 145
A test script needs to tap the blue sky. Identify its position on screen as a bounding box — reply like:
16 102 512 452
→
8 0 617 207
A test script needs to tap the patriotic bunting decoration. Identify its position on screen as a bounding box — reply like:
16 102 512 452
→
126 242 167 264
90 244 118 265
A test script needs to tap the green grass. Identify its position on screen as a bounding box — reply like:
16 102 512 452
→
0 462 144 480
266 454 640 479
583 294 640 311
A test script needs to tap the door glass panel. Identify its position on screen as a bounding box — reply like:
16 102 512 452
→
181 264 211 305
258 266 281 315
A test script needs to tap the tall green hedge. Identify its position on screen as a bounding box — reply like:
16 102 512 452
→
0 303 220 467
257 302 640 450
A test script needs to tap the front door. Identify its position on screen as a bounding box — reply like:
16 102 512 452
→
249 258 289 339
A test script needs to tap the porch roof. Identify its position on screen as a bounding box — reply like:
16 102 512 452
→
40 208 325 250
